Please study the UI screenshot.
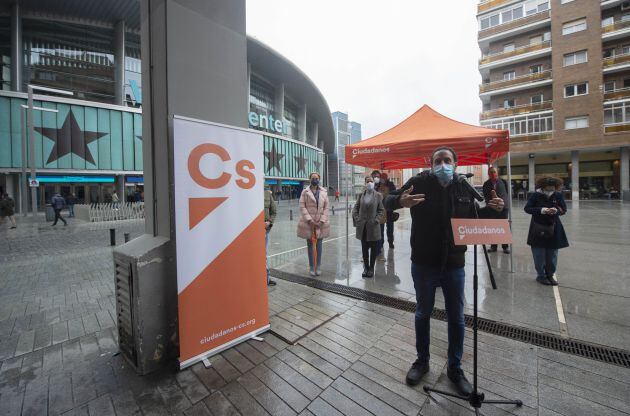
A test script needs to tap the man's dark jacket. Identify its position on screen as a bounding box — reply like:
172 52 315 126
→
482 178 510 219
384 172 497 269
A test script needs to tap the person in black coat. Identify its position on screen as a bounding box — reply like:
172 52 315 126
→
524 177 569 286
482 166 511 253
384 146 505 396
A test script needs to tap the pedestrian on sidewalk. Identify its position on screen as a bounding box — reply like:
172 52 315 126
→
264 186 277 286
377 172 397 250
353 176 384 278
297 172 330 276
0 193 17 229
112 191 120 209
51 193 67 226
67 193 76 217
334 189 340 202
483 166 511 254
524 177 569 286
384 146 505 396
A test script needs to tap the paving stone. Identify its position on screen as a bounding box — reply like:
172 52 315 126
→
306 397 344 416
319 387 371 416
222 380 270 416
184 401 213 416
208 355 241 383
222 348 255 374
251 362 310 413
176 368 210 404
33 326 53 351
203 390 241 416
86 394 116 416
191 362 227 393
110 388 141 416
275 349 333 390
263 356 322 401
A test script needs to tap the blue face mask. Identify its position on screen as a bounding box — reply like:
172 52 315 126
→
433 163 454 185
310 178 319 187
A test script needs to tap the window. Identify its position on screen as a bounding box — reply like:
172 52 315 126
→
623 14 630 22
481 113 553 137
604 81 616 92
530 64 543 74
564 82 588 97
531 94 543 104
543 32 551 42
624 78 630 89
503 43 515 53
503 71 516 80
623 45 630 55
563 19 587 35
603 48 616 59
479 3 524 31
602 16 614 27
530 35 543 45
604 102 630 124
565 116 589 130
504 98 515 108
563 50 588 66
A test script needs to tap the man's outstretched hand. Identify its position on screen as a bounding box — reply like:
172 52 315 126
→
487 189 505 212
400 186 425 208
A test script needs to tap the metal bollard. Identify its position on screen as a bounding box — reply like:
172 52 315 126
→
110 228 116 246
124 233 130 243
332 206 335 215
289 209 293 221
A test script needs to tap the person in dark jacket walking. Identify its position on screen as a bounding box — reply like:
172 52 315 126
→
0 193 17 229
353 176 385 278
524 177 569 286
482 166 511 253
384 146 505 396
67 193 77 217
51 193 67 226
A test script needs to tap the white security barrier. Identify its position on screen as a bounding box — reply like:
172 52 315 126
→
74 202 145 222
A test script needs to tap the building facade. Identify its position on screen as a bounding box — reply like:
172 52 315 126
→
0 1 334 211
478 0 630 200
329 111 363 197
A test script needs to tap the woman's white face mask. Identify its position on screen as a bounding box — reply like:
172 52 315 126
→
366 182 375 191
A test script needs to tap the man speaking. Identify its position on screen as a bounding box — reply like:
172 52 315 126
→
384 146 504 396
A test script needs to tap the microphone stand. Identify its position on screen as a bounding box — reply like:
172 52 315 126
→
423 178 522 414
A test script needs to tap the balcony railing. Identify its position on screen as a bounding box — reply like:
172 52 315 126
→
603 51 630 69
480 100 552 120
604 123 630 133
602 19 630 34
479 10 550 39
478 0 516 13
480 70 552 93
604 87 630 101
480 40 551 65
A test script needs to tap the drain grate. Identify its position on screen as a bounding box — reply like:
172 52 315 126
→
270 268 630 369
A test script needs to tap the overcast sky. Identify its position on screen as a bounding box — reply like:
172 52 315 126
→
246 0 482 139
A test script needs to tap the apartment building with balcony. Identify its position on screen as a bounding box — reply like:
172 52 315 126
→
478 0 630 200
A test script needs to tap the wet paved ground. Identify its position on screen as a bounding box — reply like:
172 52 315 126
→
270 199 630 351
0 204 629 415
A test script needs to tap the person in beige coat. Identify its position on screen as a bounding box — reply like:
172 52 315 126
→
297 172 330 276
353 177 385 278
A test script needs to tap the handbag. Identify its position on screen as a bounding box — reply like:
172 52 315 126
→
532 220 555 239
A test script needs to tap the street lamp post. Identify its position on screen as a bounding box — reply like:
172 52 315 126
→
24 84 73 217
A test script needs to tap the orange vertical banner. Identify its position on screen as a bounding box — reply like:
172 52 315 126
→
173 116 269 369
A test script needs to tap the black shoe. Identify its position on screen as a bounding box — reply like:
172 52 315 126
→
362 266 369 278
447 367 472 397
389 242 394 249
405 360 429 386
546 275 558 286
536 275 552 285
366 267 374 278
267 280 277 286
488 246 497 252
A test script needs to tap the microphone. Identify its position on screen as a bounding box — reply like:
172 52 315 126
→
457 173 484 202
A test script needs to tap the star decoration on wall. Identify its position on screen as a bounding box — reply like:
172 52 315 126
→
35 111 107 165
264 142 284 173
294 150 307 174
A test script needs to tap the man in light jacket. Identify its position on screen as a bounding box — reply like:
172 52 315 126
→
264 187 277 286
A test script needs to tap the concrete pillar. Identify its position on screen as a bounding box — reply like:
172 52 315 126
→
571 150 579 201
312 121 318 146
10 2 22 92
116 175 125 199
111 0 248 373
274 83 285 125
528 154 536 193
114 21 126 106
621 147 629 201
298 104 307 142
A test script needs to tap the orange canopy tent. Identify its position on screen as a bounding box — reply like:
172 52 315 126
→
344 105 510 170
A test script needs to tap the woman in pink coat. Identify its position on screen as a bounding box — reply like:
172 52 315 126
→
297 172 330 276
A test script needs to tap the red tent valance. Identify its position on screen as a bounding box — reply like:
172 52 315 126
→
345 105 509 169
